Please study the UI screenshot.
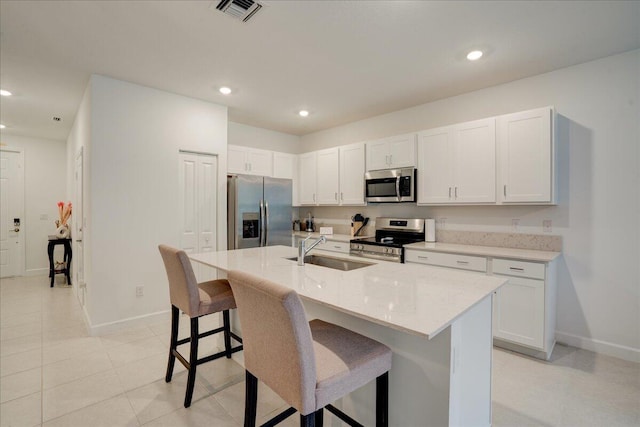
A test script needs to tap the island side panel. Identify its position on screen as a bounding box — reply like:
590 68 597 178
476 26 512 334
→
449 294 493 427
304 299 453 427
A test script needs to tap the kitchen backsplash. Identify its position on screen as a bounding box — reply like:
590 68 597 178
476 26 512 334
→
436 230 562 251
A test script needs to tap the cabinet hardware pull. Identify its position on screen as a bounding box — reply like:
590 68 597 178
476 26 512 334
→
385 155 389 165
340 192 343 201
509 267 524 271
449 187 452 198
389 154 393 165
334 246 341 249
455 187 458 198
504 185 507 197
335 192 338 201
418 256 429 260
313 193 316 202
456 260 469 264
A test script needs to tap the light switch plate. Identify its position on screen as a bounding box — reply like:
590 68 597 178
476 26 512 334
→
543 219 552 233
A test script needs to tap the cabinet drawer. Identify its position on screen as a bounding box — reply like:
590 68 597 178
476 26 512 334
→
319 240 350 254
493 258 545 280
405 250 487 272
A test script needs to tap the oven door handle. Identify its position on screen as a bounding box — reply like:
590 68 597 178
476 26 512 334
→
395 176 401 201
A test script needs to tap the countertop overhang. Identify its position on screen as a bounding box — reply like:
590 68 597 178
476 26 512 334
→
190 246 506 340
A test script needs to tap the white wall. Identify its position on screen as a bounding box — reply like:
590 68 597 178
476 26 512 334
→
228 121 300 153
70 75 228 330
301 50 640 361
1 134 67 275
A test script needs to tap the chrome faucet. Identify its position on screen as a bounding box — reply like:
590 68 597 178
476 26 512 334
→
298 235 326 266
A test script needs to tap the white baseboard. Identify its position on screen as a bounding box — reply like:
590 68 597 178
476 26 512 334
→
87 309 171 336
556 331 640 363
24 268 48 277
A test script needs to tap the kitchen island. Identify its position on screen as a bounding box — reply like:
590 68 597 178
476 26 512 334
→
190 245 507 426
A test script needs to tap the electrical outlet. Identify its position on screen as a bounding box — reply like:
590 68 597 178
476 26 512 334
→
136 286 144 297
439 217 447 230
543 219 552 233
511 219 520 231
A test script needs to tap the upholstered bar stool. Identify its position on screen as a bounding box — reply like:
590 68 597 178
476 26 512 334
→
158 245 243 408
227 270 392 427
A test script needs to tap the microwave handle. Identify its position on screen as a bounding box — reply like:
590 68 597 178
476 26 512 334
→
396 176 401 201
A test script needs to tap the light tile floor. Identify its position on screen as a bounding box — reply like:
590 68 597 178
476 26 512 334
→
1 275 638 426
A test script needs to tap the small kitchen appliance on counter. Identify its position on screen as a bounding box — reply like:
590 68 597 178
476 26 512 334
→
350 218 425 263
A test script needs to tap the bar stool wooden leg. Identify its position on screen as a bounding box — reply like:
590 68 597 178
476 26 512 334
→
223 310 232 358
184 317 199 408
376 372 389 427
245 371 258 427
166 306 179 382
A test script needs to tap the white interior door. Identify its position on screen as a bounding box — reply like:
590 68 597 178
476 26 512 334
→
74 148 86 304
0 149 25 278
179 152 217 282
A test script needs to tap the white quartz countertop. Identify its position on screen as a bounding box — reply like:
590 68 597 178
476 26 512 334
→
190 246 506 340
404 242 561 262
292 232 371 242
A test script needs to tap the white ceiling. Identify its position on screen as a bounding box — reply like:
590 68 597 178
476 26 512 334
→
1 1 638 141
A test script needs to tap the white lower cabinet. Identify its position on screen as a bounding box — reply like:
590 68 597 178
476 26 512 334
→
492 275 544 349
405 249 556 359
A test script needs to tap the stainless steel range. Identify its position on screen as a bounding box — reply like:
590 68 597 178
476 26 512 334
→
350 218 425 263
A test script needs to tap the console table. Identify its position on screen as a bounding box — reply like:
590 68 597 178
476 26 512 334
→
47 237 72 287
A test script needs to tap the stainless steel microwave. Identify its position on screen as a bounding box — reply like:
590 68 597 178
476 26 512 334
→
365 167 416 203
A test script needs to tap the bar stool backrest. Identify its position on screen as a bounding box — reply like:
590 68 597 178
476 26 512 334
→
228 270 317 415
158 245 200 318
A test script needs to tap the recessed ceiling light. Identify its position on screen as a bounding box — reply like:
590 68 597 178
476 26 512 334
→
0 89 12 97
299 110 309 117
466 50 483 61
0 124 6 129
219 86 232 95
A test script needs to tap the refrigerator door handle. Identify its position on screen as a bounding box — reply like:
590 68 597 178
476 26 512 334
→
264 201 269 246
259 199 266 247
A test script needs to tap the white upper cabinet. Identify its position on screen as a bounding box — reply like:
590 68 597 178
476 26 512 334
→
417 118 495 204
316 148 340 205
298 152 317 205
417 126 454 204
227 145 273 176
366 133 416 171
298 143 366 206
497 107 555 204
339 142 366 205
453 118 496 203
272 152 296 179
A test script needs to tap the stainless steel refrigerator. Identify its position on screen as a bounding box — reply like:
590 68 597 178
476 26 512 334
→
227 175 293 249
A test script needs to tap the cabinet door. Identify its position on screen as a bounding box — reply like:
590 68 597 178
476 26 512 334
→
246 148 273 176
387 133 416 168
339 142 365 205
316 148 340 205
417 126 454 204
366 138 390 171
227 145 248 174
273 152 295 179
493 276 545 350
453 118 496 203
498 107 553 203
298 152 317 205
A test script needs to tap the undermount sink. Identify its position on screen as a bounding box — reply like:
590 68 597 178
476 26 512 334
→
285 254 374 271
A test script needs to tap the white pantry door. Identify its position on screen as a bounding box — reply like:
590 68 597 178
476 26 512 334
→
0 149 25 278
178 152 217 281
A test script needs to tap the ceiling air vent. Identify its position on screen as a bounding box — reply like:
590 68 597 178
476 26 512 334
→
216 0 263 23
